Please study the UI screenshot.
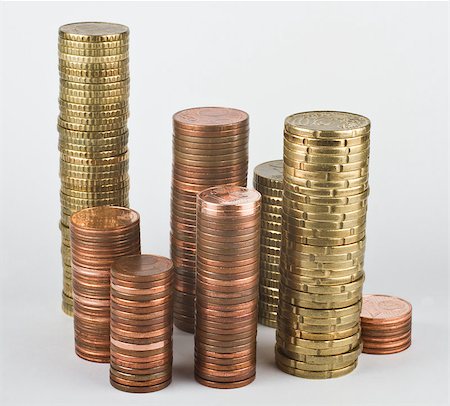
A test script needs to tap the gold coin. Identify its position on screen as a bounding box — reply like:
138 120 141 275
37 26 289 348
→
59 22 129 42
59 87 129 99
59 99 128 112
284 179 369 198
276 336 360 357
254 183 283 198
58 117 127 132
283 147 369 165
59 58 129 71
60 152 128 166
259 316 277 328
285 131 369 147
275 341 362 365
284 164 368 181
58 52 129 64
59 72 128 84
260 202 282 216
58 114 128 127
261 195 282 206
284 111 370 139
59 106 129 119
58 37 128 49
261 220 282 233
283 139 370 155
281 275 364 295
260 236 281 249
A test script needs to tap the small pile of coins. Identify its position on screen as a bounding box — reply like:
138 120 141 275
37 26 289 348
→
276 111 370 379
171 107 249 333
253 160 283 328
110 255 174 393
361 294 412 354
70 206 140 363
195 186 261 389
58 22 131 316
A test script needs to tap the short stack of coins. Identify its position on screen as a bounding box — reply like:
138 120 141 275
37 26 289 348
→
195 185 261 389
276 111 370 379
171 107 249 333
253 160 283 328
58 22 131 316
70 206 140 363
361 294 412 354
110 255 174 393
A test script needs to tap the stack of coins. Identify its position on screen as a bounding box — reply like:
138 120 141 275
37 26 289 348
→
171 107 249 333
276 111 370 379
110 255 174 393
195 186 261 389
70 206 140 363
58 22 131 316
361 294 412 354
253 160 283 328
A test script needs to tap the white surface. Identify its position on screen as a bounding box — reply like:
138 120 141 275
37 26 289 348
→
0 1 448 405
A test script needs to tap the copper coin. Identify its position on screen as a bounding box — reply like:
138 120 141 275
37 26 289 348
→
110 378 171 393
361 294 412 325
362 340 411 355
173 107 248 130
194 374 254 389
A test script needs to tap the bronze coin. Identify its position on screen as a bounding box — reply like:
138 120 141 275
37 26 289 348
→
110 378 171 393
194 374 254 389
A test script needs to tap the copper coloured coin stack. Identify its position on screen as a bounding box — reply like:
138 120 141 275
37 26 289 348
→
110 255 174 393
58 22 131 316
195 185 261 389
253 160 284 328
361 294 412 354
171 107 249 333
70 206 140 363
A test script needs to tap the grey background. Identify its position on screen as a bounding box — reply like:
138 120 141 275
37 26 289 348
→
0 1 448 405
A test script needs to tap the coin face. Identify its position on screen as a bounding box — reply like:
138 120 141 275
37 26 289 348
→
71 206 139 230
113 255 173 278
254 159 283 183
285 111 370 133
59 22 129 37
173 107 248 128
361 294 412 321
198 185 260 206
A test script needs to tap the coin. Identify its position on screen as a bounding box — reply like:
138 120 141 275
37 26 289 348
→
360 294 412 355
194 185 259 389
171 108 249 333
276 111 370 378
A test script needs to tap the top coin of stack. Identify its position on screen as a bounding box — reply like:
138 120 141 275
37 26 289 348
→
276 111 370 379
58 22 131 316
171 107 249 333
253 160 283 328
361 294 412 354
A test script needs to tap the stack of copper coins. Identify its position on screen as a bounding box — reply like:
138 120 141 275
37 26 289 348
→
253 160 283 328
70 206 140 362
110 255 174 393
195 186 261 389
361 294 412 354
276 111 370 379
58 22 131 316
171 107 249 333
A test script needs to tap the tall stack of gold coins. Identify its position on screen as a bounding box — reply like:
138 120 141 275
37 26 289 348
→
276 111 370 379
253 160 283 328
58 22 131 316
171 107 249 333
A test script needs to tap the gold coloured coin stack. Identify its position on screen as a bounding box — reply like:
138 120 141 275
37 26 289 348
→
110 255 174 393
58 22 131 316
171 107 249 333
253 160 283 328
195 186 261 389
70 206 140 363
276 111 370 379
